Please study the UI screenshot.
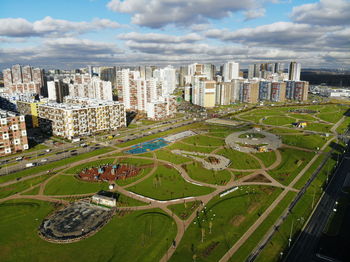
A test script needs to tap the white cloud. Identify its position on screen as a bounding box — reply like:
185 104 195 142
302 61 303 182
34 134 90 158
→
205 22 338 49
118 32 203 43
244 8 265 21
291 0 350 26
0 16 122 37
107 0 265 28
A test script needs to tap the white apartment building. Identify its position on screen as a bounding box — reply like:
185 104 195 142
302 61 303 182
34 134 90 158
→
222 61 239 81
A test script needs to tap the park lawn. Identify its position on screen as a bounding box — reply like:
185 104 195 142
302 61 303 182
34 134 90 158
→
65 158 115 174
169 186 283 262
293 153 327 189
287 113 318 121
256 160 332 262
183 162 232 185
115 167 153 187
267 127 302 134
262 116 296 126
167 142 215 153
336 116 350 134
155 149 191 164
239 114 262 123
217 148 261 170
117 157 155 166
304 122 332 133
126 165 214 200
207 132 231 138
318 111 345 123
181 135 225 147
281 134 329 150
169 200 201 220
253 151 277 168
0 147 114 184
0 199 176 262
115 191 149 207
44 175 109 195
268 148 315 186
132 152 154 158
21 185 40 195
231 191 297 262
0 174 51 199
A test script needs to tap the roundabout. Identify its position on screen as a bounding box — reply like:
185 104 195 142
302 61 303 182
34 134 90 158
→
225 129 282 153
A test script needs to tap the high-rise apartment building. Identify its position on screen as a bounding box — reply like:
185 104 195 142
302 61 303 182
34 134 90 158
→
146 96 177 120
0 110 28 156
2 65 45 95
47 79 70 103
222 61 239 81
288 62 301 81
239 81 259 104
270 82 286 102
259 80 272 101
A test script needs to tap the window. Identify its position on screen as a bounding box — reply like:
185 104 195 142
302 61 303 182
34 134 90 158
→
5 148 11 154
23 144 29 150
11 124 18 131
3 133 9 140
14 139 21 145
21 130 27 136
1 119 7 125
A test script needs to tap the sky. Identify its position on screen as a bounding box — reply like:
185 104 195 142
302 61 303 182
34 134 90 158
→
0 0 349 70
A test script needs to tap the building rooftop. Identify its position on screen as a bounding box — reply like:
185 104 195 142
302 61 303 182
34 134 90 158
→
0 109 19 118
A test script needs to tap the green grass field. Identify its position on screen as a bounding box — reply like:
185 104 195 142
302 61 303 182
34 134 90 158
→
281 134 329 150
263 116 296 126
126 165 214 200
169 200 201 220
182 135 225 147
115 166 153 187
230 191 297 262
154 149 191 164
0 174 51 198
0 199 176 262
268 148 315 185
44 175 109 195
256 157 335 261
183 162 232 185
253 151 277 168
170 186 283 262
217 148 261 170
167 142 214 153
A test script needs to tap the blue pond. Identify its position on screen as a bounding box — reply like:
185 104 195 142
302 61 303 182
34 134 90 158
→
125 138 169 154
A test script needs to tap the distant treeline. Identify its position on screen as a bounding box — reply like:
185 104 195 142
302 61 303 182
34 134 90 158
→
301 71 350 87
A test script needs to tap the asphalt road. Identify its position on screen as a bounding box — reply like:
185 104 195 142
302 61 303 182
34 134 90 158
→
284 150 350 262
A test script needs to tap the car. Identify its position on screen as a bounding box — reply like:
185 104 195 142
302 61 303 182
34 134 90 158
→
40 158 48 162
16 157 23 161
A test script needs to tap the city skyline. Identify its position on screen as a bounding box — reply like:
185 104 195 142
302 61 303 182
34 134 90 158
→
1 0 349 70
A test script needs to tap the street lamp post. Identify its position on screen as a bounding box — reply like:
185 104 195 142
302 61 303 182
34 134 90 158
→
289 219 294 248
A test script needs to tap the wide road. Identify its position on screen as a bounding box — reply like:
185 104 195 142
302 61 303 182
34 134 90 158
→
284 149 350 262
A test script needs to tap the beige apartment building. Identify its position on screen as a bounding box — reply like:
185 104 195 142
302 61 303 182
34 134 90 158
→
0 110 29 156
38 97 126 140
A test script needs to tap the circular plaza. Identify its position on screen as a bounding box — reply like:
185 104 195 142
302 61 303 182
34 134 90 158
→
225 128 281 153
